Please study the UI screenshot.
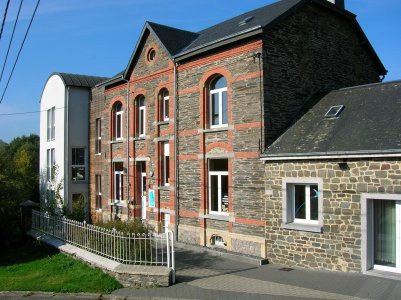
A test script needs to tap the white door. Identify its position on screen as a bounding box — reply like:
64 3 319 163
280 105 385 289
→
141 172 147 220
373 200 401 273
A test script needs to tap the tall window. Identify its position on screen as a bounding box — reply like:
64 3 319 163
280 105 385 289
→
95 175 102 210
114 162 124 203
47 107 55 141
95 118 101 154
162 142 170 186
160 89 169 121
209 76 227 128
113 102 123 140
209 159 229 214
46 148 55 181
137 96 146 137
71 148 85 181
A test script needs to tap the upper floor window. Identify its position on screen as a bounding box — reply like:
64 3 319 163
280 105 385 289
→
47 107 55 141
209 159 229 215
160 89 169 122
72 148 85 181
113 102 123 141
95 118 101 154
209 76 227 128
137 96 146 137
46 148 55 181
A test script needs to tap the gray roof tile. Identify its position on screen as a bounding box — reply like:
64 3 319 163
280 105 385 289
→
56 72 109 88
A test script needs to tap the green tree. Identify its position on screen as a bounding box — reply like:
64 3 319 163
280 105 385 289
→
0 134 39 245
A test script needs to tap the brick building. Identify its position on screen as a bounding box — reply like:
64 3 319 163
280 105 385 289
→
89 0 387 261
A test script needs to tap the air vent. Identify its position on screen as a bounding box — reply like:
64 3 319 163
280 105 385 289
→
239 16 253 26
324 105 344 118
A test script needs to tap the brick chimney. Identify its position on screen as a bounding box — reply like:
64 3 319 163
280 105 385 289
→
326 0 345 9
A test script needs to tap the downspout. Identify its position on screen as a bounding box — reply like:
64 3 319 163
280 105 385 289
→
173 60 179 240
124 78 130 220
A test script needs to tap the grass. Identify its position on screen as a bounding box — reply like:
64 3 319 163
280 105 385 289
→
0 238 121 293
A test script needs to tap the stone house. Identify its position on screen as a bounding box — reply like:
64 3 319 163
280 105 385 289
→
89 0 386 260
262 80 401 275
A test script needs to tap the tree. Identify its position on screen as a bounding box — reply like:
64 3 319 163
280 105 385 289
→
0 134 39 245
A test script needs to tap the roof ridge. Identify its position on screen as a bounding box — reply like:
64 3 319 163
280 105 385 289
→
147 21 197 35
337 79 401 92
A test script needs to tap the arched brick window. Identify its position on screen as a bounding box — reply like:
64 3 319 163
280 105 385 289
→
209 75 227 128
112 102 123 140
159 89 169 122
136 95 146 137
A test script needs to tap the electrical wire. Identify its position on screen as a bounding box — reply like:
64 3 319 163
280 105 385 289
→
0 106 64 116
0 0 10 42
0 0 41 105
0 0 24 83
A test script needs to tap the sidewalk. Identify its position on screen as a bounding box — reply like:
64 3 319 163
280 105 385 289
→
2 243 401 299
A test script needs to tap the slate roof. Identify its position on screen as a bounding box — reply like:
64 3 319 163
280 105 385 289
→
262 80 401 159
55 72 109 88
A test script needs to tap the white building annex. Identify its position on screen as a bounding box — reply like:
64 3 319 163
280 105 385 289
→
39 73 108 212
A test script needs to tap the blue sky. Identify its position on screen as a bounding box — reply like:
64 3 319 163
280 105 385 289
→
0 0 400 143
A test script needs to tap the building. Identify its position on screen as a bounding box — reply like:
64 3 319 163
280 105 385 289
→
89 0 388 264
39 73 108 213
262 80 401 275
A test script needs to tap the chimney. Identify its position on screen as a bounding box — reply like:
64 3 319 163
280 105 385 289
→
326 0 345 9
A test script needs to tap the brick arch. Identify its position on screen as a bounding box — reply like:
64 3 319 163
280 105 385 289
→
199 66 233 87
206 142 232 153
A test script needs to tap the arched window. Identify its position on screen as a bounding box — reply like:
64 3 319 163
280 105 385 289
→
137 95 146 137
160 89 169 121
209 76 227 128
113 102 123 140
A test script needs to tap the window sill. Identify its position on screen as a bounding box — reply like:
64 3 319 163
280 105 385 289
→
157 121 169 126
156 185 172 191
282 222 322 233
202 127 229 134
71 180 87 184
110 201 125 207
95 153 102 156
203 214 229 222
133 137 146 141
110 140 123 144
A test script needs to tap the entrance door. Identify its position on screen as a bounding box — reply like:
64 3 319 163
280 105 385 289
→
141 171 147 220
373 199 401 272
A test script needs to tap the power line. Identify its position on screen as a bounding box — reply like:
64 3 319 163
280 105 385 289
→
0 0 40 105
0 106 64 116
0 0 10 42
0 0 24 83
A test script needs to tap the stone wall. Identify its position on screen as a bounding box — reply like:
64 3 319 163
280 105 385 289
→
264 158 401 272
262 2 384 146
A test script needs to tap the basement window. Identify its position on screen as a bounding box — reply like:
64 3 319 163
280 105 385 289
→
324 105 344 118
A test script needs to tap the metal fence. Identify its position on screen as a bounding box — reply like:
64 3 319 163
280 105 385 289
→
31 210 175 271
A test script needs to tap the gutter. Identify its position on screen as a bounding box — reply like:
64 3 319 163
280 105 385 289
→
261 150 401 161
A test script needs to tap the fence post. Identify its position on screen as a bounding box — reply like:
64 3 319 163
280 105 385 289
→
169 230 175 284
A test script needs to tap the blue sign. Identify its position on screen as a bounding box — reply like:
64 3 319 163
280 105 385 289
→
149 189 155 208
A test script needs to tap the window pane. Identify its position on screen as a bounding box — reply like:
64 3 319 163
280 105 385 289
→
210 175 218 212
221 175 228 213
211 93 219 125
72 167 85 181
76 149 85 165
115 173 120 200
222 91 228 125
211 76 227 90
374 200 396 267
209 159 228 172
140 110 144 135
117 114 122 138
165 157 170 184
294 185 306 219
164 97 169 120
310 185 318 221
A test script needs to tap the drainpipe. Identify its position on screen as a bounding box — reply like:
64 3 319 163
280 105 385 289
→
64 86 70 211
173 60 179 240
123 78 130 220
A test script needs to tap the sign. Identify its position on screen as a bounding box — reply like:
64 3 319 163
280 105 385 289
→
149 189 155 208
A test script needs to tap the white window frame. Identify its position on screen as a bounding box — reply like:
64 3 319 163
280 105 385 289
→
210 84 227 128
163 91 169 121
71 148 86 181
138 96 146 137
95 118 101 154
96 175 102 211
208 159 229 216
163 142 170 186
47 148 55 181
47 107 55 141
114 163 124 203
282 178 323 233
115 105 123 141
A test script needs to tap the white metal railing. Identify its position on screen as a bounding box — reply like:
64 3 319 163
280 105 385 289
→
31 210 175 273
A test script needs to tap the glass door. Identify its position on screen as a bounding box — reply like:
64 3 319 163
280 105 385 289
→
373 200 401 272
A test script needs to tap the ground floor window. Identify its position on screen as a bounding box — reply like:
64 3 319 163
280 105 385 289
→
114 162 124 203
95 175 102 210
72 148 86 181
208 159 229 214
